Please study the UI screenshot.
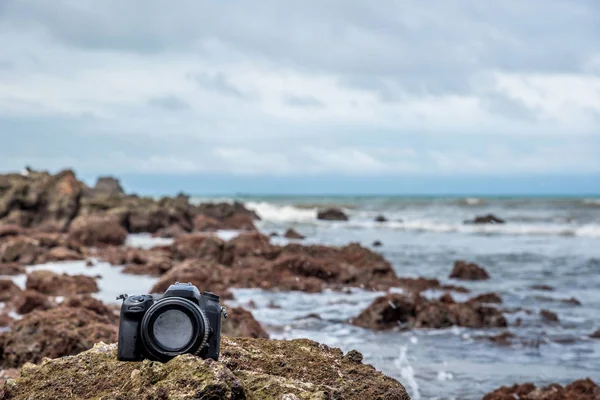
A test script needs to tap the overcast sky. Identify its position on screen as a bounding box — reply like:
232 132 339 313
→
0 0 599 193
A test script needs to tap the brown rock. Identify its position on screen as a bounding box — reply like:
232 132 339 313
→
222 306 269 338
97 246 174 276
372 240 382 247
439 293 455 304
484 331 516 346
10 290 54 314
91 176 124 197
467 292 503 304
317 208 349 221
152 224 187 238
25 270 98 296
531 284 554 291
63 295 119 324
151 260 234 297
540 309 559 323
172 233 226 262
0 280 22 302
0 313 12 327
0 225 22 238
0 306 117 368
284 228 305 239
590 329 600 339
43 246 83 262
0 263 25 275
351 293 419 331
465 214 505 224
482 378 600 400
68 214 127 247
449 260 490 280
228 231 280 261
192 214 222 232
196 201 259 221
220 213 257 231
0 236 39 265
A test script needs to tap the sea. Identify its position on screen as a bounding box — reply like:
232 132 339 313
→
3 195 600 399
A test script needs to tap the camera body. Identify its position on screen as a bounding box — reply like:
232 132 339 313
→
117 282 224 362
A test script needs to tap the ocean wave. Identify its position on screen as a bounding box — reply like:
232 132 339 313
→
456 197 487 206
246 201 317 223
582 198 600 207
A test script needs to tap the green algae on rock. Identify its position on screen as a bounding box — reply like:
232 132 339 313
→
0 338 410 400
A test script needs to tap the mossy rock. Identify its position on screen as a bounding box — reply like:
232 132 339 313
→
1 338 410 400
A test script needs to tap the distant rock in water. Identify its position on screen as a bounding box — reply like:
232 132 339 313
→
91 176 124 197
530 284 554 291
372 240 382 247
449 260 490 280
0 339 410 400
221 306 269 339
464 214 505 224
590 329 600 339
374 215 387 222
317 208 349 221
284 228 305 239
482 378 599 400
540 308 559 323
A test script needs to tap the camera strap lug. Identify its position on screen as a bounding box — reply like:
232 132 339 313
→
221 306 228 319
116 294 128 301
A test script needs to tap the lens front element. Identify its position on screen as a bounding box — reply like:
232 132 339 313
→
152 309 194 351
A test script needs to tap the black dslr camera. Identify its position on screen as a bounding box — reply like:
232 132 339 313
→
117 282 226 362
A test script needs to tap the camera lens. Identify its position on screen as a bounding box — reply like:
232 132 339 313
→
152 309 194 351
140 297 209 362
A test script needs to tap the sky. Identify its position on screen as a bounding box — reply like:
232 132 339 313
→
0 0 599 195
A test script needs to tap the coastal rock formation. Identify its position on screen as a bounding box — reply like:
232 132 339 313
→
10 290 53 314
25 270 98 296
374 215 387 222
0 339 410 400
351 292 507 331
464 214 505 224
449 260 490 280
68 214 128 247
97 245 174 276
0 280 21 303
482 378 599 400
0 307 117 368
317 208 349 221
90 176 124 197
283 228 305 239
222 307 269 339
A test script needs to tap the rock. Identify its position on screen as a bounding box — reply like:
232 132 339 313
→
372 240 382 247
344 349 364 363
283 228 305 240
0 264 24 276
1 338 409 400
172 233 227 263
482 378 600 400
151 260 235 297
62 295 119 324
68 214 128 247
439 293 455 303
25 270 98 296
467 292 503 304
43 246 83 262
0 280 22 303
91 176 124 196
395 277 469 294
192 214 222 232
10 290 54 314
98 246 174 277
196 201 259 221
352 292 507 331
0 225 22 238
269 232 279 237
220 213 257 231
449 260 490 280
483 331 516 346
590 329 600 339
530 284 554 291
0 313 12 328
533 295 582 306
0 306 117 368
227 231 280 261
317 208 349 221
222 307 269 339
0 236 39 265
152 224 186 238
465 213 505 224
540 309 559 323
374 215 387 222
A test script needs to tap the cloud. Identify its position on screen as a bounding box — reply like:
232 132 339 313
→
0 0 598 180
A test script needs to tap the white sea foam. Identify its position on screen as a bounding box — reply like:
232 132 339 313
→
395 346 421 400
246 201 317 223
125 233 174 249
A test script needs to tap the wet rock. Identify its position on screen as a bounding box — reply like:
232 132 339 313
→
374 215 387 222
43 246 83 262
540 309 559 323
590 329 600 339
220 213 257 231
1 338 409 400
317 208 349 221
91 176 124 197
0 236 39 265
396 277 469 294
343 349 364 363
269 232 279 237
68 214 127 247
0 280 22 302
192 214 222 232
449 260 490 280
439 293 455 304
62 295 119 324
533 295 582 306
196 201 260 221
228 231 280 262
222 306 269 339
98 246 174 276
464 213 505 224
0 313 12 328
152 224 186 238
482 378 600 400
10 290 54 314
151 260 235 297
25 270 98 296
0 225 22 239
467 292 503 304
172 233 227 263
283 228 305 240
0 264 24 276
483 331 516 346
530 284 554 291
352 292 507 331
0 307 117 368
372 240 382 247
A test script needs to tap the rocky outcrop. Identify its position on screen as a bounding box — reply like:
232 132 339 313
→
464 214 505 224
0 339 410 400
449 260 490 280
0 307 117 368
97 246 174 276
90 176 124 197
317 208 349 221
283 228 305 239
351 293 507 331
68 214 128 246
482 378 599 400
0 264 24 276
0 313 12 328
43 246 83 262
222 307 269 339
590 329 600 339
540 309 559 323
467 292 503 304
10 290 53 314
0 280 21 303
0 225 22 239
374 215 387 222
25 270 98 296
0 236 39 266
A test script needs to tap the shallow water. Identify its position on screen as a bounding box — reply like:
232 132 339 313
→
3 196 600 399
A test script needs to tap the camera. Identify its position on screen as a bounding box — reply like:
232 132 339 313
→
117 282 226 362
